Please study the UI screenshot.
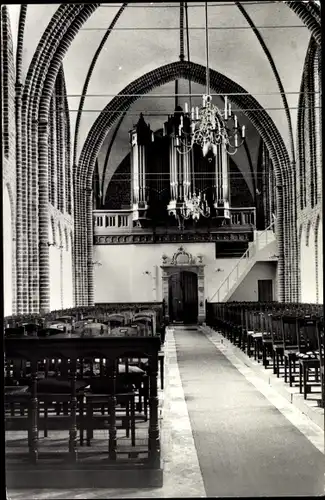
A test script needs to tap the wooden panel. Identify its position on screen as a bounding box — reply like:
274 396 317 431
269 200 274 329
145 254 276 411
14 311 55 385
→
168 271 198 324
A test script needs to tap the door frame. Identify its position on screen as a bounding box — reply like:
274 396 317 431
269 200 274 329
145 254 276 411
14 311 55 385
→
161 246 205 324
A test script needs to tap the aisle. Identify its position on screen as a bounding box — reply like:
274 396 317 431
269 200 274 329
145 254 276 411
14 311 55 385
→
175 327 324 497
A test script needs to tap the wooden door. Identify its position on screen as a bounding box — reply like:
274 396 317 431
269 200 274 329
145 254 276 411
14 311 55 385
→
168 271 198 324
181 271 198 324
258 279 273 302
168 273 183 323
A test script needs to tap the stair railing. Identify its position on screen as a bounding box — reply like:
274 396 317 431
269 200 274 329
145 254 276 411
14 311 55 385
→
209 220 276 303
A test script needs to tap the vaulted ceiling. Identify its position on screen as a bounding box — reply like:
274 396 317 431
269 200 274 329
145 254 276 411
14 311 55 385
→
8 2 314 195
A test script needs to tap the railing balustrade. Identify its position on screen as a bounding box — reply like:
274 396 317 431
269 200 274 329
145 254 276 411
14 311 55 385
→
93 210 133 233
93 207 257 236
210 220 276 303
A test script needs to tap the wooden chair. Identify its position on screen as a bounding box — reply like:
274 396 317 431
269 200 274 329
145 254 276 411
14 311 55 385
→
131 317 153 337
79 356 148 451
316 320 324 407
261 312 273 368
281 315 301 386
297 317 321 400
270 313 284 377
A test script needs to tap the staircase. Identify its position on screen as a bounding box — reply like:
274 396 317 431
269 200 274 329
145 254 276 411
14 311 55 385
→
210 221 277 303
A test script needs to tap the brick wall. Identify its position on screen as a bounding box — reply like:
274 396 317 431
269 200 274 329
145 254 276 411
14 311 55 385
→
47 69 74 309
297 40 322 303
1 6 17 315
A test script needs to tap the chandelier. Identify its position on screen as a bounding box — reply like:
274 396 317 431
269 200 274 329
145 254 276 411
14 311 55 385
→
169 192 210 226
175 2 245 157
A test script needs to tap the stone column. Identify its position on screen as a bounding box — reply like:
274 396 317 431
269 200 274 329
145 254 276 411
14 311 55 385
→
38 119 50 313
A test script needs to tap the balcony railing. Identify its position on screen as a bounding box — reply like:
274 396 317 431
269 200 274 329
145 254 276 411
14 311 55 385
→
93 207 256 235
229 207 256 226
93 209 133 233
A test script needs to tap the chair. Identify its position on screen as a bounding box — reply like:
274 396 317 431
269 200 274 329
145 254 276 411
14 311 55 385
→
131 317 153 337
105 314 126 331
297 317 321 400
316 320 324 407
79 357 147 451
261 312 273 368
270 313 284 377
281 315 300 386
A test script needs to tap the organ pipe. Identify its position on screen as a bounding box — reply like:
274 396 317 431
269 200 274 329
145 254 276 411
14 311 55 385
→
129 113 152 224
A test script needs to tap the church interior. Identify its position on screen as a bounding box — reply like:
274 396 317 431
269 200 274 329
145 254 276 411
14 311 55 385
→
2 1 324 498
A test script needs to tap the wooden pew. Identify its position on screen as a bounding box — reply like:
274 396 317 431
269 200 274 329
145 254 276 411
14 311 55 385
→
4 330 162 488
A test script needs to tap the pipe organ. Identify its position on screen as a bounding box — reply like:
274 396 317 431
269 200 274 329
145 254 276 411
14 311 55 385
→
129 110 231 227
214 138 230 219
129 113 153 226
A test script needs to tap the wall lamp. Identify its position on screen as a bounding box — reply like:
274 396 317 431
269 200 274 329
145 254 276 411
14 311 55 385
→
88 260 102 267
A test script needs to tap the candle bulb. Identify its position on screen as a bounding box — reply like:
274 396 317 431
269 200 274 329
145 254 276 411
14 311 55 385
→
196 107 199 119
242 125 246 138
234 115 238 128
191 107 195 120
185 102 188 114
228 101 232 116
235 133 238 148
224 96 228 119
180 115 183 127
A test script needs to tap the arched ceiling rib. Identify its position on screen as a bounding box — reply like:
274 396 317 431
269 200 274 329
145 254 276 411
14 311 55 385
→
19 4 60 81
98 80 259 201
6 4 21 57
72 3 128 165
13 2 314 168
235 2 295 160
62 2 309 164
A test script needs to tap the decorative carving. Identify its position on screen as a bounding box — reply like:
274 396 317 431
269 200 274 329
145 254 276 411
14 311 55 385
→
94 231 252 245
171 246 193 265
161 246 204 267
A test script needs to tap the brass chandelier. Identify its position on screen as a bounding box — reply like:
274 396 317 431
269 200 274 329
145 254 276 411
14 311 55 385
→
175 2 245 158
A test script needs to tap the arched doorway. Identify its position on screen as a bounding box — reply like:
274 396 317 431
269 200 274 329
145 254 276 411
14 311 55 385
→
168 271 198 324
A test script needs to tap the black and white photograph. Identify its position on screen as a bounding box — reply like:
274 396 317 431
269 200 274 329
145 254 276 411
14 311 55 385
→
1 1 324 498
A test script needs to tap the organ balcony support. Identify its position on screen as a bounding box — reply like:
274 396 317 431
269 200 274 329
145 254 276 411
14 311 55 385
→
130 113 153 227
214 139 230 220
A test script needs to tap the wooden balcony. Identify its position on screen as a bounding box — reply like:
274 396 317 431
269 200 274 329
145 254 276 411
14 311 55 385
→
93 208 256 246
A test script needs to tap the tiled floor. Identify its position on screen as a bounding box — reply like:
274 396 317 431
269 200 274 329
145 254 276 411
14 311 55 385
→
7 326 324 498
